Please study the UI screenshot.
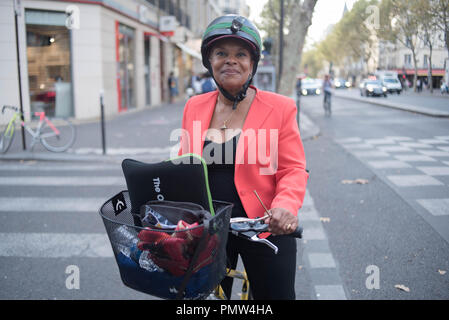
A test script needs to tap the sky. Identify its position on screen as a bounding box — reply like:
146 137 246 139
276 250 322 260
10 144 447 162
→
246 0 358 50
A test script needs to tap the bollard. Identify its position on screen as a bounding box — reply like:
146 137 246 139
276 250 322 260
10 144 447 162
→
100 90 106 155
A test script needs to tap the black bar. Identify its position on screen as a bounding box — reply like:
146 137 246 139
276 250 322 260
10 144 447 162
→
100 92 106 155
14 7 26 150
278 0 284 93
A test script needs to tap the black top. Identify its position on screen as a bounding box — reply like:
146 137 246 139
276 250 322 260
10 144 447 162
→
203 133 246 218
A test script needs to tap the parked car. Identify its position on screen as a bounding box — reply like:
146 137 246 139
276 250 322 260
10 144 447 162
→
382 77 402 94
360 80 388 97
334 78 351 89
301 78 322 96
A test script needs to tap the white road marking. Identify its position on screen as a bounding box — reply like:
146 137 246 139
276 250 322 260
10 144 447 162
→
314 285 347 300
0 197 105 212
386 175 443 187
0 164 121 171
0 233 113 258
417 166 449 176
368 160 412 169
416 199 449 216
0 176 126 186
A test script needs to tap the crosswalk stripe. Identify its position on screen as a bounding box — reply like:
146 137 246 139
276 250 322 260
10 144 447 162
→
0 233 113 258
0 164 121 171
0 176 126 186
0 197 106 212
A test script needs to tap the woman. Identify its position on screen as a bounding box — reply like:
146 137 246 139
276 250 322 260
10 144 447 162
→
178 15 308 299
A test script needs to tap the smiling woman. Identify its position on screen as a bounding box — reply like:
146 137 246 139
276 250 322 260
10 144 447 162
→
178 14 309 300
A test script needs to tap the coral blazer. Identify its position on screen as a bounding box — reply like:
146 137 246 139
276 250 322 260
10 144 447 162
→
178 86 308 222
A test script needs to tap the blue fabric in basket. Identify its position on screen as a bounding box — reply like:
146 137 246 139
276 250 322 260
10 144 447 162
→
116 252 213 299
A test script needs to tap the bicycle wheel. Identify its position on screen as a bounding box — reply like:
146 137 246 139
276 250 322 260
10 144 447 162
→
0 123 15 154
40 118 76 152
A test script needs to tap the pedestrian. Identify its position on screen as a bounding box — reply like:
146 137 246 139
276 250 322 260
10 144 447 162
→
296 77 302 97
323 74 332 115
192 74 203 95
417 78 422 93
168 72 178 103
201 71 216 93
178 14 308 300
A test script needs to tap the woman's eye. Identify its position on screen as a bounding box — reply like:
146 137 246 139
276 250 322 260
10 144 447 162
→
215 51 225 56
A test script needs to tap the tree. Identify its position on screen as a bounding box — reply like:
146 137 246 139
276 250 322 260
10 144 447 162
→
378 0 421 91
301 46 324 77
258 0 318 97
428 0 449 58
413 0 439 92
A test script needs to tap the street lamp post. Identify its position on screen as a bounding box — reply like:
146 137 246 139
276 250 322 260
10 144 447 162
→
277 0 284 93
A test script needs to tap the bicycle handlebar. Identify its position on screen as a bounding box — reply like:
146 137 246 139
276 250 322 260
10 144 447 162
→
2 105 18 114
289 226 303 239
229 220 303 254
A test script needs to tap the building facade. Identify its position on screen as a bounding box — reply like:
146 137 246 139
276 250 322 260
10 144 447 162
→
377 32 448 89
0 0 223 124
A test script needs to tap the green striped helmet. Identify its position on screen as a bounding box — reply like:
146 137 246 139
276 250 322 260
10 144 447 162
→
201 15 261 75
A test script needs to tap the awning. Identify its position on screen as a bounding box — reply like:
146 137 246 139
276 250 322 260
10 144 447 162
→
144 32 169 43
175 42 202 60
394 68 445 76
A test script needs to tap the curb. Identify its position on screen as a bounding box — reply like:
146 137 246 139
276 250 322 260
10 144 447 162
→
334 92 449 118
299 111 320 140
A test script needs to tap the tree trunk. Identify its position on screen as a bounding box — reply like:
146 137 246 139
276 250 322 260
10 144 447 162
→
428 45 433 93
411 45 418 92
278 0 318 97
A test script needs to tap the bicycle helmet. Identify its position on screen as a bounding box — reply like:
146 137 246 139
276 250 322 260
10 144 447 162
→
201 15 262 109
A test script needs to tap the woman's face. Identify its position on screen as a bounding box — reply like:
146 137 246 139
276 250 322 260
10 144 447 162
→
208 38 254 95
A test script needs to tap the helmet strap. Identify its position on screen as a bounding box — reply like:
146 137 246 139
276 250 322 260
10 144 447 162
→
211 71 253 110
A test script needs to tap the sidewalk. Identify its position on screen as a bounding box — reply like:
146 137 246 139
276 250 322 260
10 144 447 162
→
0 96 320 163
333 88 449 117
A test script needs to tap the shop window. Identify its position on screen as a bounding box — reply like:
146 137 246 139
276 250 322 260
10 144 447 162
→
25 10 73 118
116 23 136 111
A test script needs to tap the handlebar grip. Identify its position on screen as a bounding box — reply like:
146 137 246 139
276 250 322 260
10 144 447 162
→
289 226 303 239
2 105 18 114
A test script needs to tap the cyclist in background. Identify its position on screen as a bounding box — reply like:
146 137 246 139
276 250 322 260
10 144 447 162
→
178 15 308 299
323 74 332 116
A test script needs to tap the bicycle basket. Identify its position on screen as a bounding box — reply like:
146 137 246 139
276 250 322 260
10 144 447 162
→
99 191 232 300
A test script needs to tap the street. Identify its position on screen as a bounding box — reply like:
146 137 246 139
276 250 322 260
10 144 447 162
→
0 92 449 300
300 92 449 299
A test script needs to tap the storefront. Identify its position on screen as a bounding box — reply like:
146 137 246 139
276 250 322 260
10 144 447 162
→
116 22 136 111
25 9 73 118
396 68 445 89
1 0 204 123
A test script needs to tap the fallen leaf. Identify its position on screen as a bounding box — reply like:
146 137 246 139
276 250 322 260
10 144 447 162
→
394 284 410 292
341 179 369 185
438 269 446 275
320 217 331 223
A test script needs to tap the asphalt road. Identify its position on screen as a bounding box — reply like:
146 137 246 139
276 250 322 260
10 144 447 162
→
300 94 449 299
0 93 448 300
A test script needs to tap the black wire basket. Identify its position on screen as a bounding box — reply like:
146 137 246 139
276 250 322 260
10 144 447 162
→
99 191 232 300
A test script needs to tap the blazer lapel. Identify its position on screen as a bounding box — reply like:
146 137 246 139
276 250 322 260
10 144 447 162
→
192 92 217 155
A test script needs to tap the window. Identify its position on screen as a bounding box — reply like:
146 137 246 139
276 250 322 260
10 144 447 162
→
25 10 73 118
117 23 136 111
423 55 428 68
404 54 411 66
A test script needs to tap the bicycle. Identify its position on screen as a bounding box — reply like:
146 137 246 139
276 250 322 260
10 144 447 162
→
210 215 303 300
0 105 76 153
99 191 303 300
